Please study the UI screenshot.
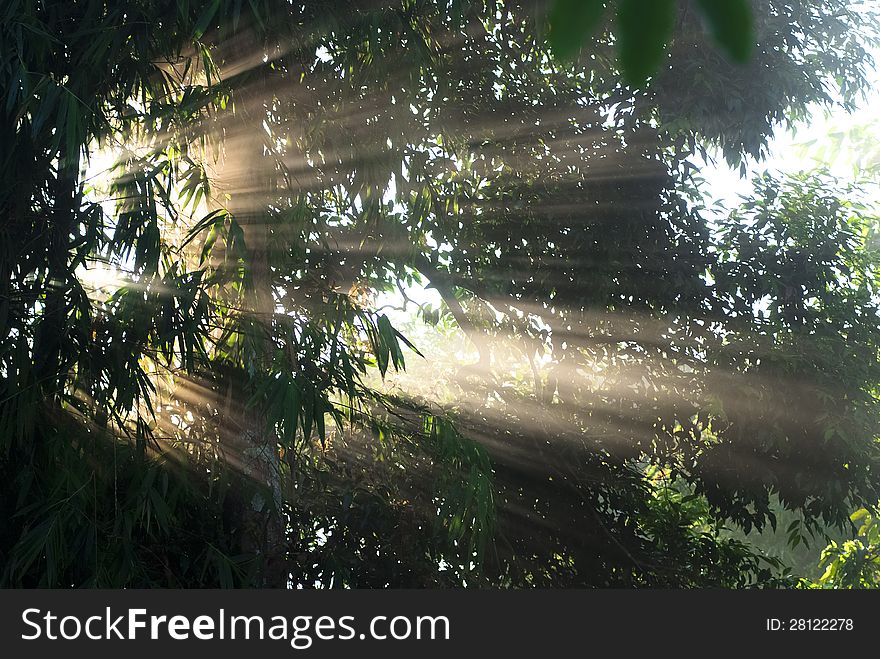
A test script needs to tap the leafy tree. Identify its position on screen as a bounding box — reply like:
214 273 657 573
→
815 508 880 588
1 0 878 587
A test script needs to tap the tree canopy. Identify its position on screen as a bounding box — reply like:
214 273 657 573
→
1 0 879 587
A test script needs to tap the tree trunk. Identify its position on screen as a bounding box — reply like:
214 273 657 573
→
222 114 287 587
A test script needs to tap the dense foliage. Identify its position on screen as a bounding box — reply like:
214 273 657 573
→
1 0 879 587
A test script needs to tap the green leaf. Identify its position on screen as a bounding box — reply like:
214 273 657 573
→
200 222 221 264
616 0 676 85
193 0 221 39
696 0 753 62
377 314 405 371
283 378 300 446
548 0 606 60
394 327 424 358
182 209 228 248
851 508 869 523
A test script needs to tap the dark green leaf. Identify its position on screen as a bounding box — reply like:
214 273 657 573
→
548 0 606 60
616 0 676 84
696 0 753 62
